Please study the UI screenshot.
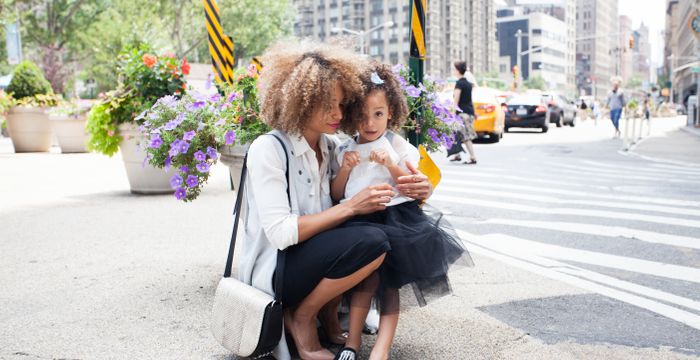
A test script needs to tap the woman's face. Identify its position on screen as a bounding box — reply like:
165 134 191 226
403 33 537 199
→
358 90 390 143
306 83 344 135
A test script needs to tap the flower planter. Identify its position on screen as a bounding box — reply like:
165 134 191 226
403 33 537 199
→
118 123 175 194
49 114 88 153
6 106 52 152
220 143 250 191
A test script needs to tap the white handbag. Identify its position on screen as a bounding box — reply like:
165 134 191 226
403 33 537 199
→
211 133 290 358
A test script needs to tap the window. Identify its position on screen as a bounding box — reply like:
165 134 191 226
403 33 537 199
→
500 64 507 72
532 29 542 35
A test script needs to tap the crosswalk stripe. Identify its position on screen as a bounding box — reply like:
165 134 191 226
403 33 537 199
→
457 230 700 330
432 194 700 228
437 185 700 217
439 176 700 208
579 159 700 177
548 162 700 183
478 218 700 250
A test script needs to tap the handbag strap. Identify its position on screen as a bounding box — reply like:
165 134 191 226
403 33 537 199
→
223 132 291 302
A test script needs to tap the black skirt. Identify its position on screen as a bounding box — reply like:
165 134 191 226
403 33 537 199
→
342 201 473 308
279 225 391 309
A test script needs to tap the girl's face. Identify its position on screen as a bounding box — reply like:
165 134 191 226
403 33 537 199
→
306 83 344 135
358 90 390 143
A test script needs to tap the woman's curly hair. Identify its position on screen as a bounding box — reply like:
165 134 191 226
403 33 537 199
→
341 61 409 134
257 40 367 135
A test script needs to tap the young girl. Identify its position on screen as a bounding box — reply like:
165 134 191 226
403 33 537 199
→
331 63 470 360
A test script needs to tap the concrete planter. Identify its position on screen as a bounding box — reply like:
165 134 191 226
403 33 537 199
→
118 123 175 194
6 106 52 152
49 114 88 153
219 143 249 191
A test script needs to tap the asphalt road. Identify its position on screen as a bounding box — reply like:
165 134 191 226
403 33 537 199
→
0 116 698 359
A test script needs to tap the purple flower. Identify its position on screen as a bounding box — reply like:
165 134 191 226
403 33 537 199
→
179 165 190 174
209 93 222 102
427 128 440 144
224 130 236 145
174 187 187 200
170 174 183 189
164 120 178 131
441 133 454 149
186 175 199 187
392 63 404 74
226 92 239 103
396 75 408 86
141 154 152 168
197 122 205 131
196 162 210 173
135 110 147 121
149 134 163 148
169 140 182 157
206 146 218 160
191 91 209 102
174 112 186 125
183 130 196 141
179 140 190 154
164 156 172 171
186 101 206 112
159 95 178 109
215 118 225 126
405 85 421 98
194 150 206 162
149 112 159 120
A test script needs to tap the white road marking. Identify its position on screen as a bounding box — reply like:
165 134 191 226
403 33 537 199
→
437 185 700 217
547 162 700 183
579 159 700 177
431 194 700 229
438 175 700 208
477 218 700 250
457 230 700 330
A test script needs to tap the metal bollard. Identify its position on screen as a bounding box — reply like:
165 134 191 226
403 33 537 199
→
623 114 632 150
631 115 638 144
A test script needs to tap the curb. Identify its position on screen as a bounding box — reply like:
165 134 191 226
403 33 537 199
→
680 125 700 137
619 126 700 168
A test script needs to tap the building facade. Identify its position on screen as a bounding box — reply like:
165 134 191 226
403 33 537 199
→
618 15 634 82
664 0 699 105
291 0 498 80
496 10 569 92
575 0 618 98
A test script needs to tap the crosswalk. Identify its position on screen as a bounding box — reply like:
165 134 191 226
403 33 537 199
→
428 155 700 332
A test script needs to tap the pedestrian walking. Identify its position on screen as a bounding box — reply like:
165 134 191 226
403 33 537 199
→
606 79 626 138
451 60 478 164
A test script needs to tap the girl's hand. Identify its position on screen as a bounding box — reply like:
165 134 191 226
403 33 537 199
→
370 149 393 167
342 151 360 170
341 151 361 170
344 184 394 215
396 162 432 201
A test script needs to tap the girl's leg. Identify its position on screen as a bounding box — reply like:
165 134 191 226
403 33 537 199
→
287 253 386 360
318 295 347 344
369 288 400 360
346 272 380 351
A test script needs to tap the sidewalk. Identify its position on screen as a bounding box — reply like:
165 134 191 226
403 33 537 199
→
627 117 700 167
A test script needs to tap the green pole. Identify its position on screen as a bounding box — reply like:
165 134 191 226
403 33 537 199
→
407 0 426 147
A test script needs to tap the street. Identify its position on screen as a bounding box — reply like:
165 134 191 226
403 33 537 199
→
1 116 698 359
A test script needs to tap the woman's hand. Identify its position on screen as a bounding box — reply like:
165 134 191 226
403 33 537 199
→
396 162 433 201
341 151 361 171
344 184 394 215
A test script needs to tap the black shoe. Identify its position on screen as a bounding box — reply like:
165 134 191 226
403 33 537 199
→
334 347 357 360
449 155 462 162
463 159 477 165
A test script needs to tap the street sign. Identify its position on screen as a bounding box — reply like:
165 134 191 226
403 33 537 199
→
692 66 700 74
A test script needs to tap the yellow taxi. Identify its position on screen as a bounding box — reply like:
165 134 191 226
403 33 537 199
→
472 87 505 143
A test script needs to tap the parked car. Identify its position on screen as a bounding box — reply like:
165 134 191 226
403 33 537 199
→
504 94 550 133
472 87 505 142
541 93 576 127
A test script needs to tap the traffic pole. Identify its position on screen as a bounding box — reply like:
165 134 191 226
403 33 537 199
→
407 0 426 147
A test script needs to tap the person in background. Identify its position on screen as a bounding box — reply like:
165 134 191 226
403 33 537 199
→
606 79 626 138
452 60 478 164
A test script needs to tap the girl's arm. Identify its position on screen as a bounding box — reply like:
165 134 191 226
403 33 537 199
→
330 151 360 202
370 149 410 183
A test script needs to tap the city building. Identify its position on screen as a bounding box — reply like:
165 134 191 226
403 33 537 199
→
663 0 699 106
291 0 498 80
576 0 618 98
618 15 634 82
502 0 577 93
496 8 570 92
633 22 651 85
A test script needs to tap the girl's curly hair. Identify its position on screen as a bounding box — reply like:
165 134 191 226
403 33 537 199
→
341 61 409 134
257 40 367 135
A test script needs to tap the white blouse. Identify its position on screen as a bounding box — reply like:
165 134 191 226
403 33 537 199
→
335 131 420 206
236 130 337 360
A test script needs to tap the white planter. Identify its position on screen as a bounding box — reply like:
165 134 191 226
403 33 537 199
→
49 114 88 153
118 123 175 195
219 143 249 191
6 106 52 152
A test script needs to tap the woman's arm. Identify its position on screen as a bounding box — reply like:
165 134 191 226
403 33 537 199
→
396 162 433 201
453 88 462 112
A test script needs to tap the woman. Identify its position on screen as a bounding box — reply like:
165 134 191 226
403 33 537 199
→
238 41 433 360
452 61 478 165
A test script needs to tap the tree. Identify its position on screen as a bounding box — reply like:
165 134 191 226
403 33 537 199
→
524 75 546 91
475 71 507 90
625 76 642 89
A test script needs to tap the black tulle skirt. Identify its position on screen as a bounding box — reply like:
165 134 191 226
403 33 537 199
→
341 201 473 310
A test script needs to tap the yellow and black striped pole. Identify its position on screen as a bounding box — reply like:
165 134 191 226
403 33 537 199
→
408 0 426 146
203 0 234 85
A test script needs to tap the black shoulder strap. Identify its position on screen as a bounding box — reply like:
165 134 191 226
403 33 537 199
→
223 133 291 302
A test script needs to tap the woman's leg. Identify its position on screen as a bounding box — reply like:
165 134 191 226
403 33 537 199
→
369 288 400 360
464 140 476 161
318 295 346 344
346 272 380 351
287 253 386 360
